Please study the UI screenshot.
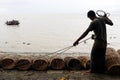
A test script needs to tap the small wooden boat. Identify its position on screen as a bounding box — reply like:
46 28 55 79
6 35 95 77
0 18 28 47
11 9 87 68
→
6 20 20 25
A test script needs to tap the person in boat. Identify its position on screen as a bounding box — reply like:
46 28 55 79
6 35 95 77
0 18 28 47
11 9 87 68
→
73 10 113 73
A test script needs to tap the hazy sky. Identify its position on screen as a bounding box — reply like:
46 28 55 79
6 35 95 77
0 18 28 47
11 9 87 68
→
0 0 120 14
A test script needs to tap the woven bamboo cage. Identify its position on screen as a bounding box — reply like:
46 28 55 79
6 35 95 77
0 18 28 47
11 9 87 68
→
64 57 81 70
106 47 120 74
0 54 19 69
0 53 7 59
0 53 8 62
117 49 120 55
106 47 116 56
16 55 33 70
0 53 9 67
50 56 65 70
32 55 49 71
77 56 90 70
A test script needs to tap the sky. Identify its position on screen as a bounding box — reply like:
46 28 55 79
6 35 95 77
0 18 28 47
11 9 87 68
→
0 0 120 14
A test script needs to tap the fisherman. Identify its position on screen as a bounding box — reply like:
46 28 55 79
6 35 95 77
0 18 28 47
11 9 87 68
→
73 10 113 73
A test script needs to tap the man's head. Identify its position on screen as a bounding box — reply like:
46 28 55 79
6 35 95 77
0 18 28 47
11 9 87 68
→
87 10 96 20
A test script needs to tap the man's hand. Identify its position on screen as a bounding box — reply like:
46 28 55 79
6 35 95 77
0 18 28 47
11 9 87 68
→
73 41 79 46
91 34 95 40
104 13 107 17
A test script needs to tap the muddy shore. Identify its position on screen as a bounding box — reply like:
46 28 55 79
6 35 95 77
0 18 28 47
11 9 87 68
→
0 69 120 80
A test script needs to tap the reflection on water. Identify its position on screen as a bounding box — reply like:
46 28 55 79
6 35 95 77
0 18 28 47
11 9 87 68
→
0 14 120 53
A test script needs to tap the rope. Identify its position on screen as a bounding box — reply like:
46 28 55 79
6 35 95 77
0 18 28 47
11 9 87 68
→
41 36 92 58
49 46 74 59
96 10 110 17
42 45 74 57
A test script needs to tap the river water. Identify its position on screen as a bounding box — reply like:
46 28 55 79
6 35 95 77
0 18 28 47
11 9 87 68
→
0 13 120 54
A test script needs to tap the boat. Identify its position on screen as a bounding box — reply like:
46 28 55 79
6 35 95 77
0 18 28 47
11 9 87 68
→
6 20 20 25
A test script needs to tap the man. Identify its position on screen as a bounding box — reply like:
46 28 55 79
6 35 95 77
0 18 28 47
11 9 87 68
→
73 10 113 73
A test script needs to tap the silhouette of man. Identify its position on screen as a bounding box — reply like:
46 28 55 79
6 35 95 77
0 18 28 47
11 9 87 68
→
73 10 113 73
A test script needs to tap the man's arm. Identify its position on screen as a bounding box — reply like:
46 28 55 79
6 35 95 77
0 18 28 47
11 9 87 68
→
73 29 90 46
104 17 113 26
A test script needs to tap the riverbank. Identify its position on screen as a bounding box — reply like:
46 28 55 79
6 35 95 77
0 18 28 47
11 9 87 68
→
0 69 120 80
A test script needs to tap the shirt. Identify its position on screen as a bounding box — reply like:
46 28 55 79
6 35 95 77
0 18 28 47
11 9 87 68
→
87 17 107 42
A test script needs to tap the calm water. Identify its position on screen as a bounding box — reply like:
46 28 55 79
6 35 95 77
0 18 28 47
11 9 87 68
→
0 13 120 54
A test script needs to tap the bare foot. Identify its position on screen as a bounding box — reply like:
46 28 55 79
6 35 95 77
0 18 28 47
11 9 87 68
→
85 69 92 73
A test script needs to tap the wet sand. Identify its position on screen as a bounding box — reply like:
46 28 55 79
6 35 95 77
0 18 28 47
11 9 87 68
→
0 69 120 80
